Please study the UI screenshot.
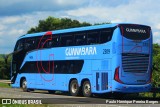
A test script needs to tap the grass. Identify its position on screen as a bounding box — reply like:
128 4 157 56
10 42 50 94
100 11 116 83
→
0 82 11 88
139 92 160 99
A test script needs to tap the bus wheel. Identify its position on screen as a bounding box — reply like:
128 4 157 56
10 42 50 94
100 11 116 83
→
82 81 92 97
22 79 28 92
70 80 79 96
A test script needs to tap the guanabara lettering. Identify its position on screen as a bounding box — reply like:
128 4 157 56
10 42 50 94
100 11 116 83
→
65 47 97 56
126 28 146 34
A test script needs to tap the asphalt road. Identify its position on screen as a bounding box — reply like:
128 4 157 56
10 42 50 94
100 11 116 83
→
0 88 108 104
0 88 159 107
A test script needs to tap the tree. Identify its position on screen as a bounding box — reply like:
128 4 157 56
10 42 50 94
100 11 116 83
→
152 44 160 87
0 54 11 79
27 16 91 34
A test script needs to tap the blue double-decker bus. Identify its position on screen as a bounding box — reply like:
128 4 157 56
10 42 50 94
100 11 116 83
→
11 23 152 97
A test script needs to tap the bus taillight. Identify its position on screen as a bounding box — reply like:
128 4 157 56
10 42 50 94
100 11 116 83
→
114 67 123 83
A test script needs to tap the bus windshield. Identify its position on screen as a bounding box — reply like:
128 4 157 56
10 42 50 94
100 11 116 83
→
119 24 151 40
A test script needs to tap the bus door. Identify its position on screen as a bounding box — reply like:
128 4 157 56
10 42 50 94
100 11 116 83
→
11 39 26 84
11 61 18 84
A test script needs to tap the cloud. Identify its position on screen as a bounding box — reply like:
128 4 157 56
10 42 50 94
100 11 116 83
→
0 11 70 54
1 16 22 25
67 0 159 24
155 38 160 44
154 32 160 37
0 25 6 31
0 0 160 53
87 0 129 7
155 24 160 30
153 32 160 43
54 0 87 6
0 13 43 54
0 0 88 16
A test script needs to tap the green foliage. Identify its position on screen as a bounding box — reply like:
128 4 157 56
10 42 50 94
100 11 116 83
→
152 43 160 87
139 92 160 98
0 83 11 88
0 54 4 61
0 54 11 79
27 16 91 34
94 22 111 25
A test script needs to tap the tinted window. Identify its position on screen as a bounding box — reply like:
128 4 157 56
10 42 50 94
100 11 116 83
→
49 36 59 47
24 38 36 50
21 62 37 73
18 27 115 51
36 35 53 49
75 33 86 45
61 35 73 47
39 38 48 48
87 32 99 45
100 29 113 44
119 24 151 40
20 60 84 74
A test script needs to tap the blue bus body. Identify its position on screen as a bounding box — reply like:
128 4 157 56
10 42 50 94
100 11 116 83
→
11 23 152 96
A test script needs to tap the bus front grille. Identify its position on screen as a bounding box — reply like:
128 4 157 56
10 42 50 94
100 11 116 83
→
122 53 149 72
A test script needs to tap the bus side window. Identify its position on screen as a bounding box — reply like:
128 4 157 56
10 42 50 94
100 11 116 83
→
66 40 73 46
100 29 113 43
41 37 50 48
31 62 36 73
36 35 52 49
54 63 58 73
61 35 73 47
87 32 99 45
49 36 59 47
24 38 36 51
48 41 53 47
59 61 67 73
74 60 84 74
34 37 39 49
54 61 61 73
39 39 45 48
69 63 74 73
53 60 83 74
75 33 86 46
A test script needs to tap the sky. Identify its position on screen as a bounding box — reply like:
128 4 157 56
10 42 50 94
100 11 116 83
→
0 0 160 54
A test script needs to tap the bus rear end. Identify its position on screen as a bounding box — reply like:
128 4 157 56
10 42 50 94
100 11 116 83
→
112 24 152 93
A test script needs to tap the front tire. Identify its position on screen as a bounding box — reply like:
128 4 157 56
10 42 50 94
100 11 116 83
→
82 81 92 97
22 79 28 92
69 80 80 96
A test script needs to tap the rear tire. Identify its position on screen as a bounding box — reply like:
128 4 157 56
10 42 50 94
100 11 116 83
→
82 81 92 97
69 80 80 96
